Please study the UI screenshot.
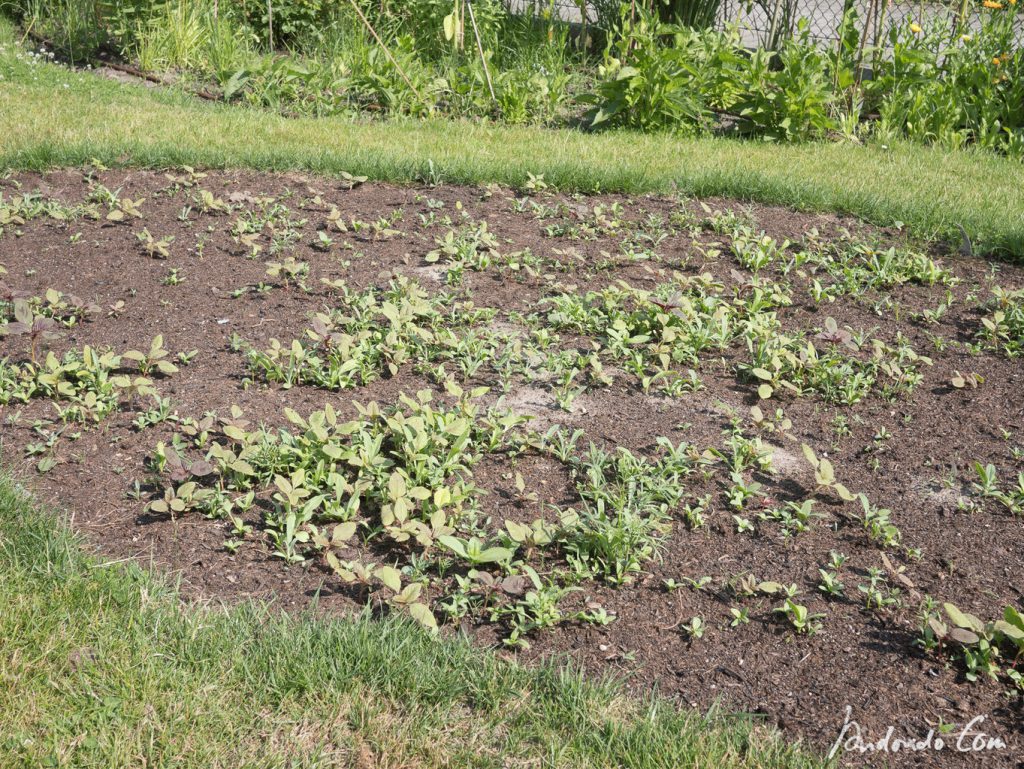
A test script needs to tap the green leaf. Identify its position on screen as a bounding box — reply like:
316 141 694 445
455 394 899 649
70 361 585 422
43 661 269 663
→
283 408 306 428
505 520 530 542
13 299 32 326
409 602 438 631
478 547 513 564
944 603 984 633
994 620 1024 642
375 566 402 593
222 69 250 100
230 459 254 476
437 535 467 559
332 522 357 544
833 483 856 502
408 486 431 501
224 427 248 444
801 444 818 468
948 627 980 645
388 472 407 501
393 583 423 604
1003 606 1024 633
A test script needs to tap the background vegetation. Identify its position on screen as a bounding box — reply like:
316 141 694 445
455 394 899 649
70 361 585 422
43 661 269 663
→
4 0 1023 157
2 17 1023 258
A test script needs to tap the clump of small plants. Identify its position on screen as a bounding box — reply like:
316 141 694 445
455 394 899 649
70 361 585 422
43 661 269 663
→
920 602 1024 689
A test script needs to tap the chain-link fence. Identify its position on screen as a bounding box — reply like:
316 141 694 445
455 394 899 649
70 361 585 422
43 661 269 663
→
717 0 1024 48
515 0 1024 47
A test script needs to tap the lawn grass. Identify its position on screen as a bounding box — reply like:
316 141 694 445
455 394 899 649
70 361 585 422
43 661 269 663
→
0 474 827 769
1 17 1023 257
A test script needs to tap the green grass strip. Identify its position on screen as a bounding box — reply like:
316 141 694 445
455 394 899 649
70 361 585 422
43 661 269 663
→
0 18 1022 257
0 474 828 768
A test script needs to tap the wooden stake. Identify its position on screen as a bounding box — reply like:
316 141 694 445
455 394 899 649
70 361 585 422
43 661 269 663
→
766 0 784 49
267 0 274 50
346 0 423 102
466 0 496 103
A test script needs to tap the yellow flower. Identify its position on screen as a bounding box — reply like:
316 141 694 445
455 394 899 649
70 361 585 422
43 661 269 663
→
983 0 1003 8
993 56 1002 65
910 22 923 33
1010 0 1017 6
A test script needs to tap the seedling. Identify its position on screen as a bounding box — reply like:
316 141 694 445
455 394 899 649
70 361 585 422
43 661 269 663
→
802 444 856 501
733 515 754 534
858 567 901 611
122 335 179 376
923 603 1024 684
774 599 824 635
106 196 144 221
0 300 59 363
438 535 515 567
681 616 706 640
856 494 902 549
729 607 750 627
951 371 984 389
684 575 713 591
136 228 173 258
162 268 185 286
491 579 577 649
818 569 845 598
265 257 309 288
147 482 210 519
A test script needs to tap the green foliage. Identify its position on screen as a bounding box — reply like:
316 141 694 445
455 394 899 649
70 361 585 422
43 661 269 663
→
0 345 157 421
742 324 930 405
979 287 1024 356
585 14 719 134
870 11 1024 157
543 274 789 391
922 602 1024 687
0 474 827 769
728 23 837 141
585 16 836 141
10 0 1024 157
773 598 824 635
558 440 691 585
245 277 451 388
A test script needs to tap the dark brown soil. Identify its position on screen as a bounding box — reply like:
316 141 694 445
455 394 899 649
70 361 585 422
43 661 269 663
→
1 169 1021 767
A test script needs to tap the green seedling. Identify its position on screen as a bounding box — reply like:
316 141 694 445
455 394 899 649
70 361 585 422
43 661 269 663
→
122 335 179 376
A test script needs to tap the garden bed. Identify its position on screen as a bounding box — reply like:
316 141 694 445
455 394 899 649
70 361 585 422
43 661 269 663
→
0 168 1021 765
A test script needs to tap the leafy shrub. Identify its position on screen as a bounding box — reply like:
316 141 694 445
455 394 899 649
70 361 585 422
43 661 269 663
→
229 0 334 47
871 10 1024 156
12 0 1024 156
654 0 723 29
10 0 116 61
585 13 837 140
584 12 720 134
728 22 837 141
